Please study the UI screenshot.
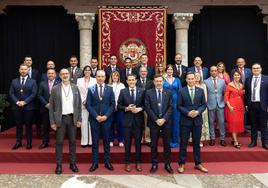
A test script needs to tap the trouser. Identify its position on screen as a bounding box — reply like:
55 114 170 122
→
208 107 225 140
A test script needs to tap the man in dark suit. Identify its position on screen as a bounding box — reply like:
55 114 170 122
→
38 69 60 149
86 70 115 172
177 72 208 173
145 74 173 173
24 56 39 81
90 57 99 78
172 53 188 86
232 57 252 85
136 67 154 90
117 74 145 172
134 54 155 80
9 64 38 150
136 66 154 145
104 55 122 83
67 55 83 84
40 60 60 82
49 68 82 174
120 57 134 86
188 56 209 80
245 63 268 150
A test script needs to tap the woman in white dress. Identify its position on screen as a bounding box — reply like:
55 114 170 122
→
108 71 125 147
77 65 96 147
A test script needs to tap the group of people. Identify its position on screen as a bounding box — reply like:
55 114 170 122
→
8 53 268 175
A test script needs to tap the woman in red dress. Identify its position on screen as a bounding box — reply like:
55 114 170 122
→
224 70 244 149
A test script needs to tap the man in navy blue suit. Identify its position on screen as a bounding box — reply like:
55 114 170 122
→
117 74 145 172
177 72 208 173
104 55 122 83
86 70 115 171
9 64 38 150
145 74 173 173
232 57 252 85
40 60 60 82
134 54 155 80
38 69 60 149
245 63 268 150
188 57 209 80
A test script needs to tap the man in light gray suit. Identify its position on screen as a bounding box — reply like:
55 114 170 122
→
67 55 83 84
204 66 226 146
49 68 82 175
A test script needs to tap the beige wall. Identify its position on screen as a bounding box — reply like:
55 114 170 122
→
1 0 268 14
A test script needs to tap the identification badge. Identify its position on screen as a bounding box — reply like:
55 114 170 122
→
20 89 23 93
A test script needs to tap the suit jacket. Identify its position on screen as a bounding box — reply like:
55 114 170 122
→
38 79 60 112
49 83 82 127
28 68 39 81
120 68 135 86
67 67 83 84
245 75 268 111
177 86 206 126
145 88 173 128
134 64 155 80
9 77 38 110
91 68 99 78
231 67 252 84
117 87 145 128
172 64 188 86
104 66 122 83
204 77 226 110
136 78 154 91
86 84 115 123
188 66 209 80
40 72 61 83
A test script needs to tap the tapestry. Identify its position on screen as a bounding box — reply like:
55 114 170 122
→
99 7 167 68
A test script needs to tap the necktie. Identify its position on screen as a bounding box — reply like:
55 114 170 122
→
213 78 217 91
71 67 74 78
21 77 25 86
131 89 135 104
157 89 162 117
48 81 53 94
190 88 195 104
126 69 130 77
197 67 202 80
99 84 103 100
252 77 258 101
177 65 181 77
240 68 244 82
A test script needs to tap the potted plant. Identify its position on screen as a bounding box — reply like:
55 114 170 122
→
0 94 9 132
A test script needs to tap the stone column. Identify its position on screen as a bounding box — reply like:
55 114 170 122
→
263 15 268 42
173 13 193 66
75 13 95 68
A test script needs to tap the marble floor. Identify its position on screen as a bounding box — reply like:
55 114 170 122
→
0 174 268 188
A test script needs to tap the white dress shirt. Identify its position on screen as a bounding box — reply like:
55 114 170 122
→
20 75 28 85
111 83 125 108
77 77 96 102
61 83 74 115
97 83 105 99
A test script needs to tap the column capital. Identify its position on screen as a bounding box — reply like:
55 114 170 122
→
75 13 95 30
263 15 268 25
173 13 193 30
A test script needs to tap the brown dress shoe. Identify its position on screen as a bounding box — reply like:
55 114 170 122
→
195 164 208 173
177 164 185 173
136 163 142 172
124 164 131 172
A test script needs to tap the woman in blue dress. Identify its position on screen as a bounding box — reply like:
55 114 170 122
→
163 64 182 148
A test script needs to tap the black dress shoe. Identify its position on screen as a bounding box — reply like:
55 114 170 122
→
89 163 98 172
12 142 22 150
164 164 173 174
220 140 227 147
55 164 62 175
81 145 87 148
262 144 268 150
26 143 32 149
150 164 158 173
209 140 215 146
69 163 79 172
39 143 49 149
248 141 257 148
104 162 114 171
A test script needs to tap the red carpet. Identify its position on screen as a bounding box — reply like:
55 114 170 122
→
0 128 268 174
